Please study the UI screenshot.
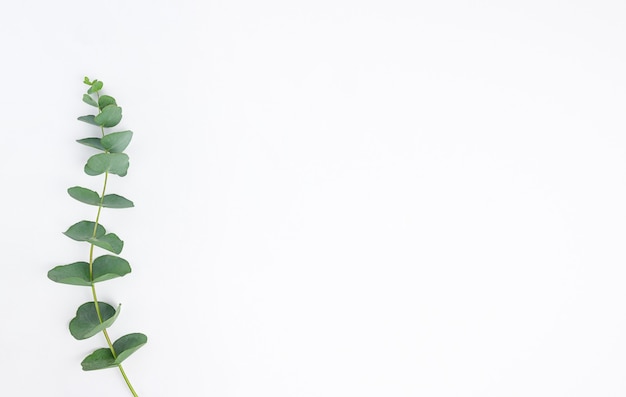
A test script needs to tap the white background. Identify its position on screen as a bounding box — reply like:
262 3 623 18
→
1 1 626 396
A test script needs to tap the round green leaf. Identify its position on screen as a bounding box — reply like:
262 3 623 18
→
101 130 133 153
93 255 131 282
47 262 90 286
112 333 148 365
64 221 105 241
84 153 130 177
78 115 98 126
102 194 134 208
83 94 98 107
89 233 124 254
87 80 103 94
81 348 116 371
81 333 148 371
76 137 104 151
68 186 100 206
69 302 121 340
94 105 122 128
98 95 117 110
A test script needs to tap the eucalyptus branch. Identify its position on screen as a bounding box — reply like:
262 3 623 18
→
48 77 147 396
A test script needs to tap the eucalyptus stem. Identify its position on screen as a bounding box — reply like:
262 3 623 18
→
85 95 139 397
119 364 139 396
48 77 146 396
87 169 138 395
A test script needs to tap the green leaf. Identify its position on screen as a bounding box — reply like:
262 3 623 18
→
63 222 122 253
77 115 98 126
47 262 90 286
87 80 103 94
76 137 104 151
69 302 121 340
98 95 117 110
93 255 131 282
112 333 148 364
81 333 148 371
47 257 130 285
64 221 105 241
89 233 123 254
68 186 100 206
94 105 122 128
68 187 134 208
101 130 132 153
81 348 116 371
84 153 130 177
84 76 92 85
83 94 98 107
102 194 134 208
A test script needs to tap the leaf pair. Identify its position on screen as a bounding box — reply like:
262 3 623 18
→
64 220 123 254
78 104 123 128
70 302 121 340
68 186 133 208
76 130 133 177
84 153 130 177
84 77 103 94
77 130 133 153
47 255 131 286
82 333 148 371
82 94 116 109
79 88 122 129
68 303 148 371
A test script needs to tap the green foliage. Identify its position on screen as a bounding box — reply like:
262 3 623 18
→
68 186 134 208
102 194 134 208
76 137 105 150
93 255 132 281
47 255 131 285
89 232 124 254
98 95 117 110
62 220 123 253
49 77 146 396
47 262 91 286
84 152 130 176
83 94 98 107
111 333 148 364
70 302 121 340
81 333 148 371
64 220 105 241
87 79 103 94
68 186 100 206
78 115 98 126
102 130 133 153
81 348 117 370
94 105 123 127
